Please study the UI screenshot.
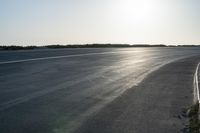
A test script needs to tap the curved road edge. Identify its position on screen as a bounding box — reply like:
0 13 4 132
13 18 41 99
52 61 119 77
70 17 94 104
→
194 62 200 104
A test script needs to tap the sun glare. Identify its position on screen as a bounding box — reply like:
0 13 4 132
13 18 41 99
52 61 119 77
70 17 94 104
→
113 0 160 22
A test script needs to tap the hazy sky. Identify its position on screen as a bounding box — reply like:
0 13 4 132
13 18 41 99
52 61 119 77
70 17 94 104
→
0 0 200 45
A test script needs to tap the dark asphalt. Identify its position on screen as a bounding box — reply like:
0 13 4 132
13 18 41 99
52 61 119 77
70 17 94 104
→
0 48 200 133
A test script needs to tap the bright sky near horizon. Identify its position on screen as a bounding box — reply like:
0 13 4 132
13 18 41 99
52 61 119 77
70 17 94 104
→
0 0 200 45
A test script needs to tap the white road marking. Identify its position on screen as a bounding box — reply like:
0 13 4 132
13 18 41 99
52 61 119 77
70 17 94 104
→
0 51 121 65
194 62 200 103
0 48 161 65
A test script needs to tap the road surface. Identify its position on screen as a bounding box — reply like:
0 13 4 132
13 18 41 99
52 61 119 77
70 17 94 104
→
0 47 200 133
76 55 200 133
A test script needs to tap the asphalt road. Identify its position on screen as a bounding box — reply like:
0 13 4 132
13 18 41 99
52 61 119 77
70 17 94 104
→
76 56 200 133
0 47 200 133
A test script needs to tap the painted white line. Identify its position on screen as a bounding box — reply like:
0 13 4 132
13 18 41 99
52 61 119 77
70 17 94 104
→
194 62 200 103
0 51 121 65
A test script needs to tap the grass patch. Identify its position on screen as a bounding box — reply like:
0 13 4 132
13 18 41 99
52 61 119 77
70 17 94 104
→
188 103 200 133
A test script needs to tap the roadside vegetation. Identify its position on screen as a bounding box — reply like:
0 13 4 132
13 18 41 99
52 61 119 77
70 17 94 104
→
0 45 38 50
187 103 200 133
1 44 200 51
0 44 166 50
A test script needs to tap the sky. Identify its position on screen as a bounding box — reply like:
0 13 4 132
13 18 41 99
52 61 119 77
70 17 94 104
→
0 0 200 46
